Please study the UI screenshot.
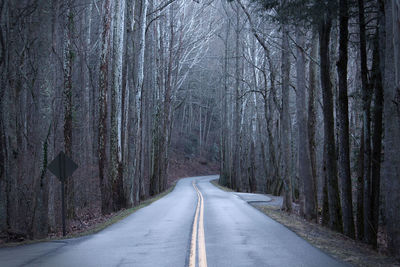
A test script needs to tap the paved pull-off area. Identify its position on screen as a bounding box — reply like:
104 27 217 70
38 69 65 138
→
0 176 344 267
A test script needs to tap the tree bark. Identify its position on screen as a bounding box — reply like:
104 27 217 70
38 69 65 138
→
319 15 343 232
357 131 364 240
308 29 318 218
281 25 293 212
383 0 400 258
98 0 112 214
295 28 316 221
110 0 126 211
0 0 9 234
220 14 231 188
63 0 75 219
337 0 355 238
134 0 148 200
358 0 373 244
370 31 383 248
233 3 241 191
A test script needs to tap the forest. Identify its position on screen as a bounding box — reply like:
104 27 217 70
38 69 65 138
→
0 0 400 261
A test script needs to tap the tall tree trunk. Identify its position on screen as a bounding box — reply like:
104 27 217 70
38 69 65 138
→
319 15 343 232
132 0 148 199
150 13 164 196
220 15 231 187
370 31 383 248
32 127 51 238
295 28 316 221
358 0 373 244
281 25 292 212
134 0 148 200
161 4 174 193
110 0 126 211
233 3 241 191
63 1 75 219
357 131 364 240
337 0 355 238
120 0 132 207
322 154 330 226
98 0 112 214
143 0 155 200
125 0 137 205
0 87 6 233
0 0 9 234
308 29 318 217
383 0 400 258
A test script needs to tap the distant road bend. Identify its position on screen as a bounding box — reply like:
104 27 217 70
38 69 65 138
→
0 176 345 267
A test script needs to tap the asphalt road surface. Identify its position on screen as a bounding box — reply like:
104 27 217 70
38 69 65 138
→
0 176 345 267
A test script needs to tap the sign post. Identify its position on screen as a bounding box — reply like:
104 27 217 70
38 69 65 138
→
61 178 66 236
48 151 78 236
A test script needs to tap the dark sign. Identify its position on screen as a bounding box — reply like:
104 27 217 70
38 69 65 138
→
48 151 78 181
48 151 78 236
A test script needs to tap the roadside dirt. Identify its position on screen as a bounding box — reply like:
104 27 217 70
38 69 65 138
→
253 204 400 267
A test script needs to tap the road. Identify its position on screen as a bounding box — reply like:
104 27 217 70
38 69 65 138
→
0 176 345 267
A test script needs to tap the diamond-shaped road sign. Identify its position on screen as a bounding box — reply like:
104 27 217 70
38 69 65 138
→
47 151 78 236
48 151 78 181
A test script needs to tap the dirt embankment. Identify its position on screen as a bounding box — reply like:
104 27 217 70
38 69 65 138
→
167 150 219 185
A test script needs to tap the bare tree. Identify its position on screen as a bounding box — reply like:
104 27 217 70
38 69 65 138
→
337 0 355 238
98 0 112 214
383 0 400 257
281 25 293 212
319 13 343 233
295 28 316 221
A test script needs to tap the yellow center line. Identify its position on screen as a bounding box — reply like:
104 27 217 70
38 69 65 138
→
189 181 200 267
197 183 207 267
189 181 208 267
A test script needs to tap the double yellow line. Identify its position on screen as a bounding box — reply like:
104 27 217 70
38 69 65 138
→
189 181 207 267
